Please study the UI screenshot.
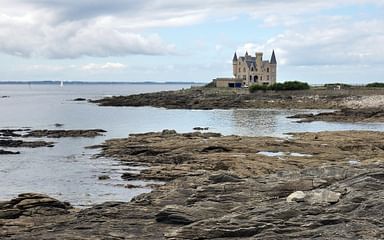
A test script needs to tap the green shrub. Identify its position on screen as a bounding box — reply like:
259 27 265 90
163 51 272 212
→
249 81 310 93
366 82 384 88
249 84 268 92
271 81 310 91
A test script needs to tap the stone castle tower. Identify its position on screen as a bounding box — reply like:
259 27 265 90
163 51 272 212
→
232 50 277 86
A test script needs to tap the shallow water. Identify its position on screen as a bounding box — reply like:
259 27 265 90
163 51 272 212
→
1 83 384 206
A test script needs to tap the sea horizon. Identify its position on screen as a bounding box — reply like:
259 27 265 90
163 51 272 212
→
0 80 205 85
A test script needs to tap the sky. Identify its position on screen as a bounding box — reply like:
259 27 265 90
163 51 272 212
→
0 0 383 84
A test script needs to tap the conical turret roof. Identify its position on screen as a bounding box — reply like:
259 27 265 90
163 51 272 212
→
233 52 238 61
270 50 277 64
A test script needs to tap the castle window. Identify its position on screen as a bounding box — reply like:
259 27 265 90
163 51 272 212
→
267 76 270 80
267 68 269 73
243 67 246 72
239 68 241 72
260 76 263 81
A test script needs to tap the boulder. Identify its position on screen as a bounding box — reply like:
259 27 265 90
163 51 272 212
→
162 129 177 135
286 191 306 203
0 193 71 220
98 175 110 180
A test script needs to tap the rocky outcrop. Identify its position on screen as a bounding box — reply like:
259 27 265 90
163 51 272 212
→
91 87 384 110
1 131 384 239
0 129 107 151
24 129 106 138
0 128 106 139
289 108 384 123
0 129 24 138
73 98 87 101
0 139 54 148
0 193 71 219
0 149 20 155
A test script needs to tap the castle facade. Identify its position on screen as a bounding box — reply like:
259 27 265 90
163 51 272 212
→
233 50 277 86
213 50 277 88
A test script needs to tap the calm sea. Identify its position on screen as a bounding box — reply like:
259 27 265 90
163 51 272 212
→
1 83 384 206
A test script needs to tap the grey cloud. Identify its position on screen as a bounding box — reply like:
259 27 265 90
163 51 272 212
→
18 0 146 20
1 0 384 59
239 19 384 66
15 0 379 22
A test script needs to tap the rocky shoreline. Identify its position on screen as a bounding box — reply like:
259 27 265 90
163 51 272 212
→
288 108 384 123
2 130 384 239
91 87 384 110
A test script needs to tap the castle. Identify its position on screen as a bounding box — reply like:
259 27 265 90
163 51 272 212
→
214 50 277 88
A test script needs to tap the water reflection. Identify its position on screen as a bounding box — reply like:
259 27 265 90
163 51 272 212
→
231 109 278 136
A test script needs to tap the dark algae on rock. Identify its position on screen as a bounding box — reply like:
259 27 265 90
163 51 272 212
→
1 130 384 239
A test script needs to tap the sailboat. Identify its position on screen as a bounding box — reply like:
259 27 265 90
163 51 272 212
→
60 80 64 87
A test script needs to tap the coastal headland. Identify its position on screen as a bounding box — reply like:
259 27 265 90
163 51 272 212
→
92 86 384 110
91 86 384 122
1 130 384 239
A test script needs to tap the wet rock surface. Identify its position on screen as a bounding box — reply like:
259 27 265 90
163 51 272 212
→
0 149 20 155
0 193 73 238
91 87 384 110
0 128 106 139
1 130 384 239
289 108 384 123
24 129 106 138
73 98 87 101
0 139 54 148
0 128 106 150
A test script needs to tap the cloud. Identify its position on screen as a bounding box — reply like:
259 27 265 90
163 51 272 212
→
0 12 176 58
25 64 68 72
0 1 178 59
237 17 384 67
81 62 127 71
0 0 384 61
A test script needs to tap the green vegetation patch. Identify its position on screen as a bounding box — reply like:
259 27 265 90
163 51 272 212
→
366 82 384 88
249 81 310 92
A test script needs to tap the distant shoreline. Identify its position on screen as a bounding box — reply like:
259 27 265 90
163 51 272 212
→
0 81 204 85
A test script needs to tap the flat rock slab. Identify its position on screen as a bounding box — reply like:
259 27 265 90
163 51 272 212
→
289 108 384 123
24 129 106 138
0 139 54 148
